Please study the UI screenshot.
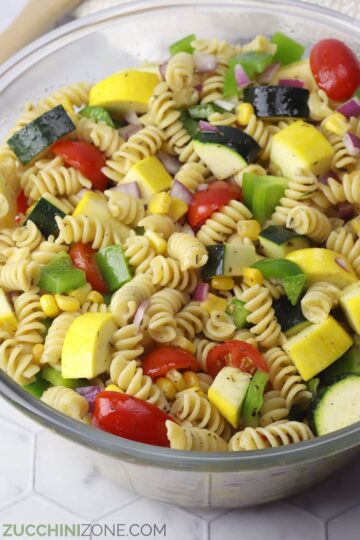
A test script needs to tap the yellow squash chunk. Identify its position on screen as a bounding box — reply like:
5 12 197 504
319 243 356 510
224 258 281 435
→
271 59 317 91
340 282 360 334
0 167 18 228
208 367 251 428
286 248 357 288
125 156 172 199
73 192 109 224
148 192 172 214
201 293 228 313
0 288 17 332
62 313 116 379
89 70 160 115
168 197 189 221
270 120 334 177
283 316 352 381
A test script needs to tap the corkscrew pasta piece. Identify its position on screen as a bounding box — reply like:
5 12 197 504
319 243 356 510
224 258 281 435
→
112 323 144 362
208 111 237 126
244 115 277 161
0 338 39 384
26 167 92 201
170 389 230 437
242 34 276 54
146 288 189 343
200 55 229 104
229 421 314 451
308 89 333 121
167 232 208 270
110 274 155 326
0 260 41 292
194 337 217 371
124 235 156 274
286 205 331 243
166 420 228 451
341 170 360 204
12 221 43 252
81 301 108 313
239 285 282 349
77 117 124 157
6 103 49 139
31 235 69 265
322 131 357 171
174 161 209 192
39 82 92 109
263 279 285 300
204 311 236 341
259 391 289 427
326 229 360 277
55 215 131 250
175 302 209 340
271 169 318 226
301 282 340 324
41 386 89 421
196 200 252 245
40 312 80 370
165 52 195 93
149 256 198 292
19 156 64 198
14 289 45 347
231 164 267 188
138 214 179 239
104 190 145 226
191 37 237 57
264 347 312 409
233 329 259 349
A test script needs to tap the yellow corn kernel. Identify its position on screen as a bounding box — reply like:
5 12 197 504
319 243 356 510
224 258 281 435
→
211 277 235 291
243 267 263 287
144 230 167 254
105 384 123 393
166 369 186 391
33 344 44 364
201 293 228 313
54 295 80 313
237 103 254 126
183 371 200 388
237 219 261 241
87 291 104 304
148 192 172 214
171 335 196 354
69 283 92 305
155 377 177 401
322 112 350 136
40 295 60 318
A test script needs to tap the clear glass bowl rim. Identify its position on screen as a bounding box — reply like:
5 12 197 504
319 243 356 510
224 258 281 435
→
1 0 360 471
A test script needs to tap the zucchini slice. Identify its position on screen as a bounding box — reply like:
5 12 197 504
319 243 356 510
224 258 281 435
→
202 244 258 281
243 85 310 119
273 296 310 337
26 193 69 237
259 226 311 258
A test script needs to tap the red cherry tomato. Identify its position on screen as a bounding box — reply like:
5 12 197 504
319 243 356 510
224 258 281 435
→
187 181 242 229
16 191 28 215
310 39 360 101
206 340 268 378
142 346 200 379
93 392 173 447
69 243 108 293
52 141 108 190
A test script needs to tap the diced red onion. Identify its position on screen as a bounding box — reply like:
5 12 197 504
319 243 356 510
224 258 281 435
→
194 52 217 73
159 61 168 80
157 151 181 175
339 202 355 221
279 79 305 88
124 110 141 126
195 83 203 92
335 258 350 272
234 64 251 89
343 132 360 157
76 386 102 412
337 97 360 119
199 120 218 132
257 62 281 83
119 124 142 141
193 283 209 302
107 181 140 198
170 180 193 205
133 299 151 326
319 171 339 185
181 223 195 236
213 99 236 112
197 183 209 192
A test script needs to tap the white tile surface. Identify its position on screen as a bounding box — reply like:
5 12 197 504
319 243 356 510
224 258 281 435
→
328 503 360 540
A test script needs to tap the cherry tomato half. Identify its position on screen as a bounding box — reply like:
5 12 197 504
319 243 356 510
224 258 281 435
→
187 181 242 229
52 141 108 190
69 243 108 293
16 191 28 215
142 346 200 379
310 39 360 101
93 392 173 447
206 340 268 378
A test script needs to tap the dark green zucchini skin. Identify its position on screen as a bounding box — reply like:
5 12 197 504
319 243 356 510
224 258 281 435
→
243 85 310 119
195 126 261 163
273 296 310 336
7 105 75 165
26 197 66 237
202 245 225 281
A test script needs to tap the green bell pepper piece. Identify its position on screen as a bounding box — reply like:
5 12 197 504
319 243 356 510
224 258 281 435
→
41 366 87 389
224 52 274 97
242 369 269 428
180 111 199 137
38 252 86 294
227 299 250 329
95 245 132 293
243 173 288 225
169 33 196 55
188 103 223 120
271 32 305 65
251 258 306 305
23 373 49 398
103 293 113 306
307 377 320 395
134 226 145 236
79 106 115 128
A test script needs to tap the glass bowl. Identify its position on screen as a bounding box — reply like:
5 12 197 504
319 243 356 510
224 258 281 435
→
0 0 360 507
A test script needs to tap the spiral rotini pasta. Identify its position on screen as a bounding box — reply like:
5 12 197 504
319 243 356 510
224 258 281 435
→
197 200 252 245
26 167 91 201
0 338 39 384
146 288 189 343
286 205 331 243
326 229 360 276
14 289 45 347
208 111 237 126
41 386 89 421
191 38 238 57
112 323 144 362
308 89 333 121
55 215 130 249
166 420 228 451
264 347 312 409
259 391 289 427
40 312 80 369
229 421 314 451
233 329 259 349
124 235 156 274
148 256 198 292
175 301 209 339
31 235 69 265
12 221 43 252
165 52 195 93
194 337 217 371
81 301 108 313
167 232 208 270
174 161 209 192
204 311 236 341
138 214 178 239
104 190 145 226
243 115 277 161
200 53 230 104
77 117 124 157
0 260 41 292
110 274 155 326
301 282 340 324
39 82 92 109
321 130 357 171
